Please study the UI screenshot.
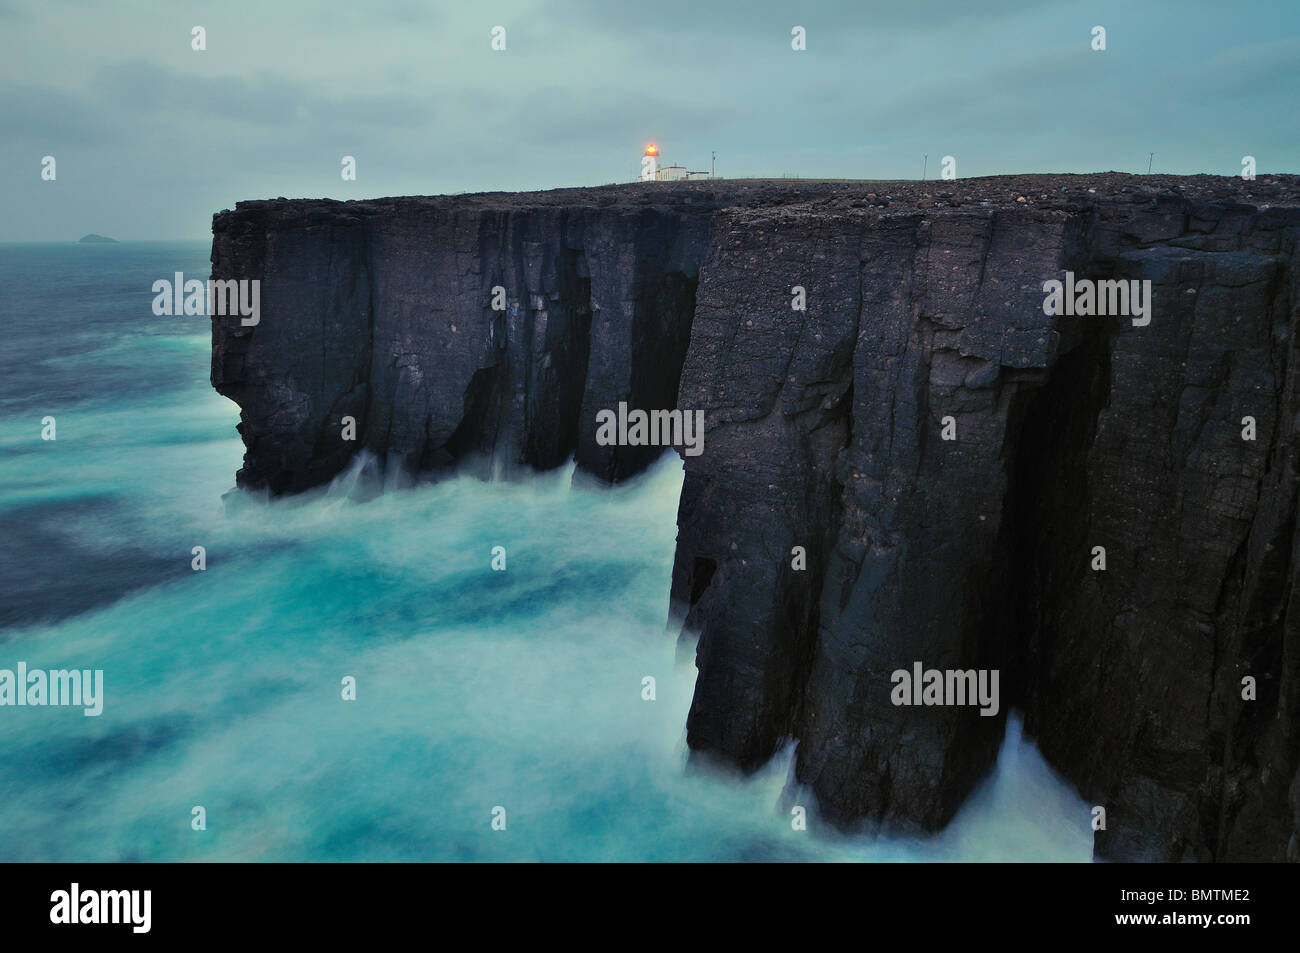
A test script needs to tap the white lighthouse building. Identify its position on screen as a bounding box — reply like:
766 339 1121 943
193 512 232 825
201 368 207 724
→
640 143 660 181
639 143 709 182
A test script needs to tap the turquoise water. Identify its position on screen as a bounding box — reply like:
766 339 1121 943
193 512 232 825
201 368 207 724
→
0 242 1093 861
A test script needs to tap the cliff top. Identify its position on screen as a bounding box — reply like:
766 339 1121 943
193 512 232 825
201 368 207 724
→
213 172 1300 232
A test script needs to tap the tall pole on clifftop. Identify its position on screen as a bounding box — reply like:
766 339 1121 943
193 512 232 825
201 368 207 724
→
922 154 928 180
1148 152 1154 174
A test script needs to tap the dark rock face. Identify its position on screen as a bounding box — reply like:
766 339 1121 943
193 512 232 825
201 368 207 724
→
1016 205 1300 862
675 206 1075 830
212 191 726 492
211 174 1300 861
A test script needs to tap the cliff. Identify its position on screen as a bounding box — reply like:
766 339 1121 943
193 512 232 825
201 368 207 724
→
211 173 1300 861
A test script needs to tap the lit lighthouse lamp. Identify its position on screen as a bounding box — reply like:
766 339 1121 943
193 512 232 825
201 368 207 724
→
640 143 660 182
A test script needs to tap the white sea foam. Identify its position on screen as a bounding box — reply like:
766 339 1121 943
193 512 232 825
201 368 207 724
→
0 242 1093 862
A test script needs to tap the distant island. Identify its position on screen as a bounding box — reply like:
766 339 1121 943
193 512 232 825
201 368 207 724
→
78 233 116 243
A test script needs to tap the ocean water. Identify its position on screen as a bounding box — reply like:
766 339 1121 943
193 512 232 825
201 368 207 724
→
0 242 1093 861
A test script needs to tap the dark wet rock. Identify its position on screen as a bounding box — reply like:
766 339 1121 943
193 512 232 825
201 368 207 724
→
211 172 1300 860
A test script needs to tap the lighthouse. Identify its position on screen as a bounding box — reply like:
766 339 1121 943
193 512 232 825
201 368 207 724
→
640 143 660 182
638 143 710 182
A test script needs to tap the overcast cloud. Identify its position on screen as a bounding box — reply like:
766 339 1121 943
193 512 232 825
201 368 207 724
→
1 0 1296 240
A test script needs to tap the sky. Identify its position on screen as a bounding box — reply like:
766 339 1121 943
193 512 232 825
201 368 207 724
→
1 0 1297 240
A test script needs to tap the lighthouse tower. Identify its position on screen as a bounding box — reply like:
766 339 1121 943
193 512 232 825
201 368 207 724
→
640 143 660 182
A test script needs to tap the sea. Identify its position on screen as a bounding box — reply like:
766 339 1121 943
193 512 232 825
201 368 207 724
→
0 241 1093 861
